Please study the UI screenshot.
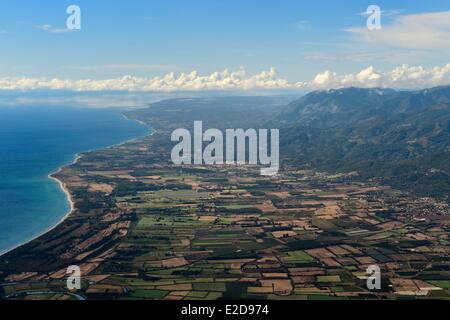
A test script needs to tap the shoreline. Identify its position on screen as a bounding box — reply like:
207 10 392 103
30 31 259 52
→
0 156 79 258
0 114 151 258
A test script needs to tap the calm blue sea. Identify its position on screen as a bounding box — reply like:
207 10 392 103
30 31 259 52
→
0 106 149 255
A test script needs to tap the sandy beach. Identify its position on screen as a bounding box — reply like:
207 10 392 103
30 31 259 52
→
46 155 80 230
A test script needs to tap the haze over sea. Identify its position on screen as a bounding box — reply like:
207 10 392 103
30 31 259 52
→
0 106 149 255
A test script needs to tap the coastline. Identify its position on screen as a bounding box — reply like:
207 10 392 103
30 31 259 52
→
0 156 79 257
0 114 151 258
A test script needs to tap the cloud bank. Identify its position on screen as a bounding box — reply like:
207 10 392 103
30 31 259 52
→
1 64 450 92
307 64 450 90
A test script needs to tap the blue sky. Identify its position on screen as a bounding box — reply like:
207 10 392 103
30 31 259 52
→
0 0 450 91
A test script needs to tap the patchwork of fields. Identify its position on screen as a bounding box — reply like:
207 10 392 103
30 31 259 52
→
1 107 449 300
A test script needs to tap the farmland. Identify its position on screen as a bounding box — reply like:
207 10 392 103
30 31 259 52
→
0 98 449 300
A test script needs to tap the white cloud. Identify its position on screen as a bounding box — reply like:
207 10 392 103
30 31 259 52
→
301 64 450 90
36 24 71 34
301 11 450 65
1 64 450 92
347 11 450 50
0 67 290 92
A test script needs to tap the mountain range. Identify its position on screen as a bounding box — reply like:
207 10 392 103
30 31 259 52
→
276 86 450 201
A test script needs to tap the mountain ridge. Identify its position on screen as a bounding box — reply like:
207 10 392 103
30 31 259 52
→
276 85 450 201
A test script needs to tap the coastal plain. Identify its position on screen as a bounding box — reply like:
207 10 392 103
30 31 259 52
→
0 97 449 300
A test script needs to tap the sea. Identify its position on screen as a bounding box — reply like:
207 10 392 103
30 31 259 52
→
0 105 149 255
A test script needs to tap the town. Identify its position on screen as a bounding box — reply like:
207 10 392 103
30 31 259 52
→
171 121 279 175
